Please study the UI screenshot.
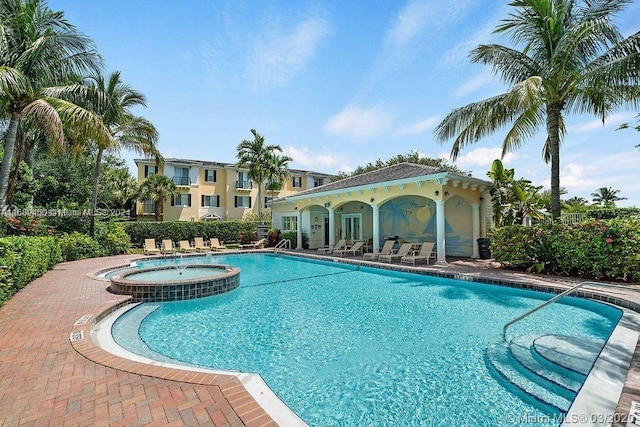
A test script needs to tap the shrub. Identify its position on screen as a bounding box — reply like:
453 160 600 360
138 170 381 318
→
59 232 103 261
490 218 640 282
95 222 130 255
280 231 309 249
0 236 61 307
267 228 281 247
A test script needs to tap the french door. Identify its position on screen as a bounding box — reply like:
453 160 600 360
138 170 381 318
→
342 214 362 241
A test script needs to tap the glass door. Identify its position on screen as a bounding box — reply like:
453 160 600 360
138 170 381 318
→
342 214 362 241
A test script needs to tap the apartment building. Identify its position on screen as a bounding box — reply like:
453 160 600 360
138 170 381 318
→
134 158 333 222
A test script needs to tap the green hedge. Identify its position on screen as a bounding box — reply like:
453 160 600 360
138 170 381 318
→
490 218 640 282
123 221 260 246
0 236 61 307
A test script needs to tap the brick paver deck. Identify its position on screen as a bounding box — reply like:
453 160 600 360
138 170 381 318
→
1 252 639 426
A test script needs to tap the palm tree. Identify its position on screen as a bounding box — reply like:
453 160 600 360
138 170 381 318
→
102 167 138 211
235 129 285 223
265 152 292 217
75 71 161 236
591 186 626 208
563 196 588 213
137 174 178 221
435 0 640 220
0 0 104 211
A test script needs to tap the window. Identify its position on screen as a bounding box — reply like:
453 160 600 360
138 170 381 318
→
314 178 326 187
282 215 298 231
142 200 155 213
171 194 191 207
292 176 302 188
234 196 251 208
202 195 220 207
144 165 156 178
264 196 273 209
204 169 216 183
236 171 252 189
173 167 190 185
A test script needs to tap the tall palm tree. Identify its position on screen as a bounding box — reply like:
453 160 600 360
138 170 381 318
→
235 129 285 223
137 174 178 221
591 186 626 207
74 71 161 236
0 0 105 211
435 0 640 220
265 152 292 216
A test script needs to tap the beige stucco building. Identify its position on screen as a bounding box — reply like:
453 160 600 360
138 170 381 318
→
270 162 493 263
134 158 332 222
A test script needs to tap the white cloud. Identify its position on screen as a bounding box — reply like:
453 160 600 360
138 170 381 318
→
250 16 330 87
453 71 495 99
283 146 339 170
573 112 637 134
324 104 394 141
454 146 517 167
394 115 440 136
540 162 597 190
387 1 434 49
440 20 496 67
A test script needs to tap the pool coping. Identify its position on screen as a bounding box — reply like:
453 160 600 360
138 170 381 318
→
83 249 640 425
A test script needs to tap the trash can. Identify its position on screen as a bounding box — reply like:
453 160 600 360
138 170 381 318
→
477 238 491 259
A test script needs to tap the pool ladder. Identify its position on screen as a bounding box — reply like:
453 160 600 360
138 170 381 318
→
502 281 636 341
274 239 292 253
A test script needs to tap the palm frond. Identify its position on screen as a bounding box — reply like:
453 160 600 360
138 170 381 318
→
21 98 65 150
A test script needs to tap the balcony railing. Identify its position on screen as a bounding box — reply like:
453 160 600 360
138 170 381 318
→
236 180 252 190
173 176 191 186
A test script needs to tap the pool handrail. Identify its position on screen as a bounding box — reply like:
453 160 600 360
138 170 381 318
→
274 239 291 251
502 281 637 341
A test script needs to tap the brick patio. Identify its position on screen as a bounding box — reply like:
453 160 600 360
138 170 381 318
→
0 252 639 426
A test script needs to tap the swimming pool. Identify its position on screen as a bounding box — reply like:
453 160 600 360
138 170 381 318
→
110 253 621 426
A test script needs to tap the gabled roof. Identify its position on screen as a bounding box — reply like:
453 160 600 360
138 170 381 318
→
275 162 489 201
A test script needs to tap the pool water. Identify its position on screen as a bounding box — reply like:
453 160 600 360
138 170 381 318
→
111 254 621 426
122 267 226 281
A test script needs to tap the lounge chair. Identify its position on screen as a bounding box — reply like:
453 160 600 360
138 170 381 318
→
317 239 346 254
363 239 395 261
210 238 227 251
334 241 365 257
238 238 266 249
161 239 176 255
378 243 414 263
143 239 161 255
193 237 209 252
401 242 436 265
178 240 197 253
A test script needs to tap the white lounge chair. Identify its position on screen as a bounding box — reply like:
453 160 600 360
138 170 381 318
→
161 239 176 255
209 238 227 251
317 239 346 254
378 243 413 263
193 237 209 252
178 240 197 253
239 238 266 249
334 241 365 257
401 242 436 265
143 238 161 255
363 239 395 261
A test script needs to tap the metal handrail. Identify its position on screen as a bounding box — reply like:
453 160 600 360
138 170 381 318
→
274 239 291 250
502 281 634 341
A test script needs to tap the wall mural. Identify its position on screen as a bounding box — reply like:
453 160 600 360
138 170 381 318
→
379 195 473 256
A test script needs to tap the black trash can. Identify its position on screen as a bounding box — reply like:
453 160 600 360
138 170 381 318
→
477 238 491 259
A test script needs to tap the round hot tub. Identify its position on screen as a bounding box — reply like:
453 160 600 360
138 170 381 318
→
109 264 240 302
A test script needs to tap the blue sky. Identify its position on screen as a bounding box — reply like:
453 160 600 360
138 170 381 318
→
50 0 640 206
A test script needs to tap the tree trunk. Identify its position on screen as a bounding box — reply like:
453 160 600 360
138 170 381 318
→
0 113 21 212
546 105 562 220
6 131 26 205
155 198 162 221
257 181 263 223
89 147 104 237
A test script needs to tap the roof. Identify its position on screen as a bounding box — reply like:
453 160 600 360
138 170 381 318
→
134 157 332 177
275 162 489 200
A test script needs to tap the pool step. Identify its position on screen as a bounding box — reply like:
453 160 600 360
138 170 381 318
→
485 334 603 414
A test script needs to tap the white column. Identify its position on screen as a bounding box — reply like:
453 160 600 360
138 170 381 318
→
372 204 380 253
327 207 335 246
471 203 480 258
296 210 303 250
435 199 446 264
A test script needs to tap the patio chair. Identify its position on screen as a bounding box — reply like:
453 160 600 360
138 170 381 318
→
161 239 176 255
178 240 197 253
334 241 365 257
143 239 161 255
317 239 346 254
363 239 395 261
401 241 436 265
378 243 414 263
239 238 266 249
209 238 227 251
193 237 209 252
